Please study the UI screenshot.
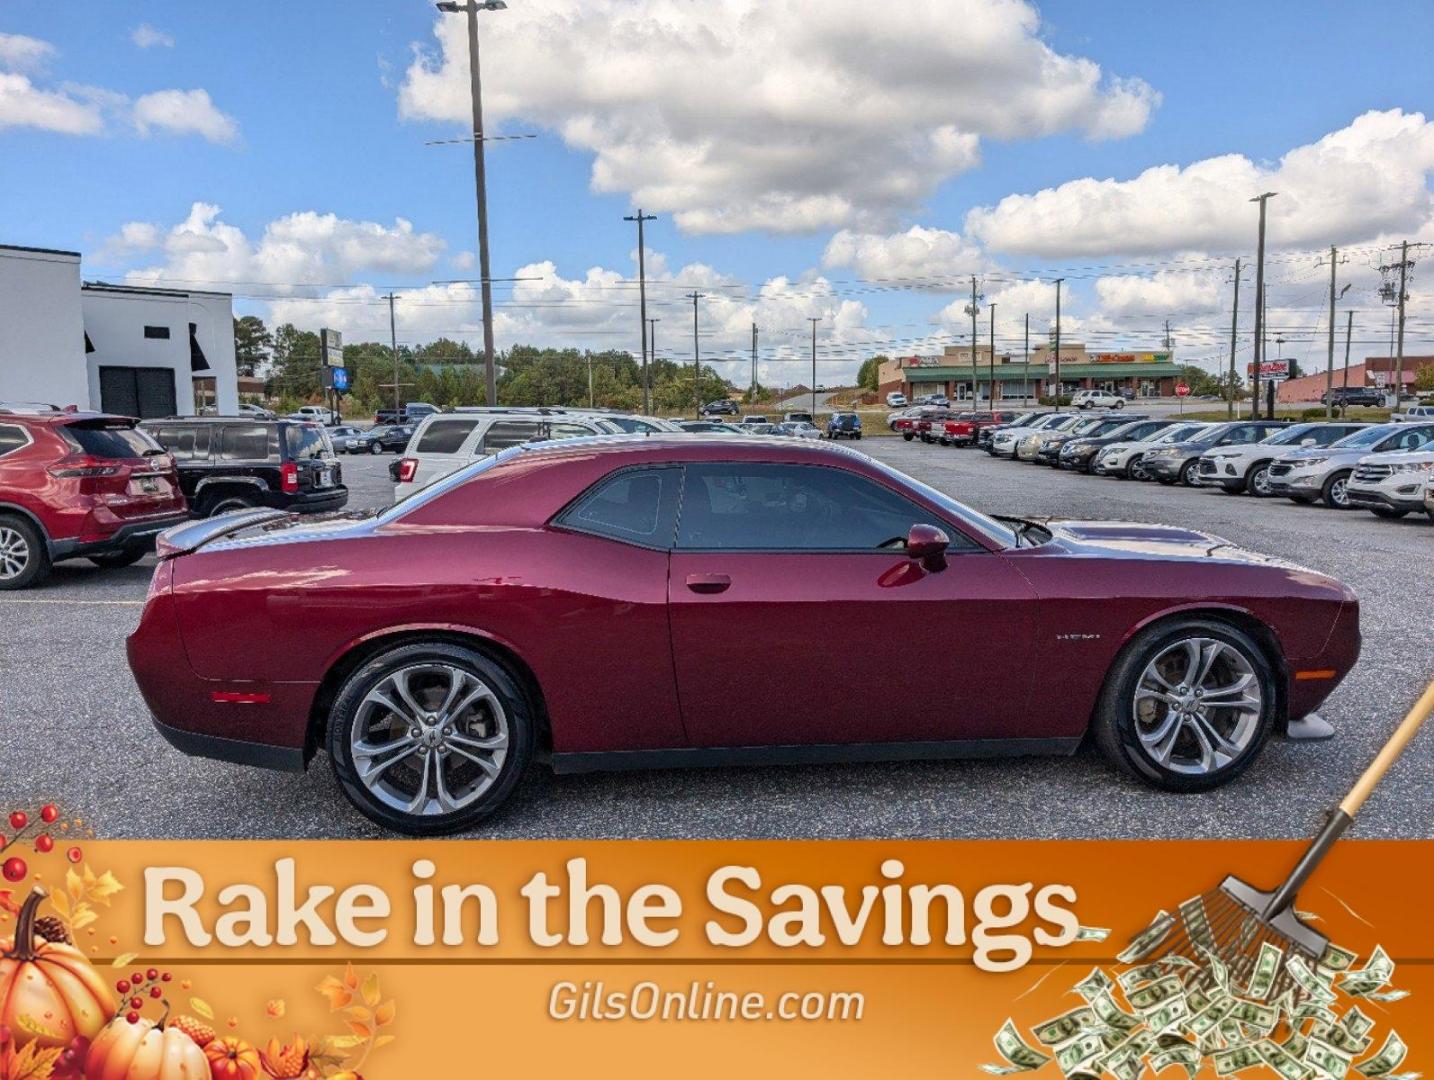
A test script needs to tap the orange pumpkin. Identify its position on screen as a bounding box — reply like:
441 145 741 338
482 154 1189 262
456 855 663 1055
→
204 1036 261 1080
0 887 114 1050
84 1014 209 1080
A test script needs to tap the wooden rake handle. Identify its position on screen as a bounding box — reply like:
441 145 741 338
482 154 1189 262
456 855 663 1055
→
1339 680 1434 819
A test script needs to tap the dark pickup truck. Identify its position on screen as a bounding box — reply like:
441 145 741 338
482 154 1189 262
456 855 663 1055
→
373 402 439 425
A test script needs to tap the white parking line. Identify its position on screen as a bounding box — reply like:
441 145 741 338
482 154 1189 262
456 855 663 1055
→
0 597 144 606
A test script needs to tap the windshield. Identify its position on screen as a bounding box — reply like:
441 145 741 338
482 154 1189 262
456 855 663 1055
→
1330 426 1393 449
1186 425 1232 446
864 456 1018 550
1265 424 1319 445
1150 424 1204 445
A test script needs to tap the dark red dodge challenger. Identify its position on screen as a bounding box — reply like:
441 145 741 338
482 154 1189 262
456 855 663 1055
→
127 436 1359 834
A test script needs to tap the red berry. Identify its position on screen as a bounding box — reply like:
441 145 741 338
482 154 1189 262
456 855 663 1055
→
66 846 82 864
131 972 143 985
129 997 143 1010
40 805 59 824
35 835 53 853
161 972 172 982
146 968 159 981
116 980 130 994
8 811 26 831
1 857 26 883
125 1012 139 1024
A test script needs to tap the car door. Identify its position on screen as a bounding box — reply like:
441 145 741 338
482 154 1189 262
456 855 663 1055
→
667 461 1038 749
410 416 484 487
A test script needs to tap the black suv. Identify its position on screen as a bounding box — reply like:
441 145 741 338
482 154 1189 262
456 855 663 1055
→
140 418 348 518
1322 386 1384 408
700 399 740 416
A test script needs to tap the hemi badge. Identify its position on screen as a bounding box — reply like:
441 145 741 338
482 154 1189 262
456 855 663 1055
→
211 691 271 704
1294 669 1337 681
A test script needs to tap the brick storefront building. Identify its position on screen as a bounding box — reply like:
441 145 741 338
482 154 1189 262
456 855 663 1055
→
878 344 1181 403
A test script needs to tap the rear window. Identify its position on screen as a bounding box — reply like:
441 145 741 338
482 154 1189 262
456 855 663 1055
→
417 419 480 455
285 424 331 460
63 422 162 459
480 419 541 453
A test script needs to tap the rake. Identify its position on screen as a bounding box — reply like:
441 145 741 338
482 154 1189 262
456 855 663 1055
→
1134 681 1434 1002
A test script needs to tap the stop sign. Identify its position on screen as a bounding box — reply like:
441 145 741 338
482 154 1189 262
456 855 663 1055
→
1175 382 1190 397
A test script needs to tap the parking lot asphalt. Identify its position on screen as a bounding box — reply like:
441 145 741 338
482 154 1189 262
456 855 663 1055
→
2 440 1430 841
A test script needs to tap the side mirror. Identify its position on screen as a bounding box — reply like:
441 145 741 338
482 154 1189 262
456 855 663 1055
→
1300 437 1317 447
907 523 950 572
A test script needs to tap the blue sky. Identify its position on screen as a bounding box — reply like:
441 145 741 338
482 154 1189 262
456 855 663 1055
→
2 0 1431 382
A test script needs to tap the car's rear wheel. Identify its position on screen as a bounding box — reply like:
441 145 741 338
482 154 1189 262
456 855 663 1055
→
1092 619 1275 792
328 642 534 834
88 549 146 569
0 515 49 591
1322 470 1353 509
1245 461 1275 497
1126 458 1148 481
199 492 257 517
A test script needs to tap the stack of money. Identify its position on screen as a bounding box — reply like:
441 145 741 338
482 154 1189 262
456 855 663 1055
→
982 907 1415 1080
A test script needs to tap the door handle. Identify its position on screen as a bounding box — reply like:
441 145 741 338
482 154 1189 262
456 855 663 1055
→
685 573 731 594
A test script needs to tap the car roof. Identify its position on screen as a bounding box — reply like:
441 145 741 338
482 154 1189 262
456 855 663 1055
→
510 432 866 463
0 409 134 425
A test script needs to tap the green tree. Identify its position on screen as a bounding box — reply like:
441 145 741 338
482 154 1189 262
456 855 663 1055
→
233 315 271 378
856 355 888 391
268 323 324 401
1414 365 1434 394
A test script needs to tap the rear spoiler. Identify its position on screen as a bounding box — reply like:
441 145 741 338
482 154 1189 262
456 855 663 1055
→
155 509 291 559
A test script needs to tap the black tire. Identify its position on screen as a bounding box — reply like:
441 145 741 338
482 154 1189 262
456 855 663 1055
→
902 433 914 441
327 642 534 835
854 432 862 440
1370 507 1407 519
1091 618 1277 793
1245 461 1275 498
199 492 256 517
369 441 383 454
1177 460 1198 486
0 514 50 591
87 549 146 569
1113 399 1125 409
1321 470 1353 509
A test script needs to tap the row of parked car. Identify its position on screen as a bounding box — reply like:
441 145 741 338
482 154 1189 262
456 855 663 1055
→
892 403 1434 521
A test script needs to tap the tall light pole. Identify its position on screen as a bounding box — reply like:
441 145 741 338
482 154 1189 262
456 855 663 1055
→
1249 192 1276 419
624 209 657 413
808 317 821 416
750 322 759 400
1226 258 1240 419
648 317 660 405
1052 278 1065 411
385 292 400 417
436 0 507 407
987 303 996 410
1023 313 1030 406
687 292 704 413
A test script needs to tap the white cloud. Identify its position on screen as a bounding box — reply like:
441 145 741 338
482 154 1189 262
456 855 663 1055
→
0 72 103 134
133 89 238 143
131 25 176 49
822 226 988 283
0 32 54 71
966 109 1434 257
1093 266 1224 318
119 202 447 289
398 0 1156 234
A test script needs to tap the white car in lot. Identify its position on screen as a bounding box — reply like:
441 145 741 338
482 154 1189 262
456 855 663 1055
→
1392 405 1434 423
1014 414 1084 460
1071 389 1126 409
1093 422 1210 479
398 408 623 489
885 392 907 407
288 405 337 425
1196 421 1368 496
1265 422 1434 508
1345 449 1434 518
989 412 1068 457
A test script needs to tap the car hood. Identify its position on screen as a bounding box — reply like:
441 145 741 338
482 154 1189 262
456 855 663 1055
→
1359 450 1434 465
1276 445 1366 462
1037 519 1318 572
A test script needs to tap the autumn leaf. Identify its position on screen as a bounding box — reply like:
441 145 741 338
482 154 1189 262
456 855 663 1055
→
190 997 215 1020
342 1006 371 1025
110 952 138 968
344 1020 372 1040
265 999 286 1019
373 1000 396 1027
342 963 359 990
0 890 19 917
2 1041 64 1080
360 972 381 1008
315 975 353 1011
65 869 83 904
373 1034 396 1050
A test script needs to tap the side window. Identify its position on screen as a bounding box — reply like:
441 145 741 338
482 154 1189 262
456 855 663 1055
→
0 425 28 458
1389 427 1434 452
219 424 274 461
676 463 965 552
1219 426 1258 446
416 419 480 455
545 421 600 441
555 467 680 548
481 419 540 453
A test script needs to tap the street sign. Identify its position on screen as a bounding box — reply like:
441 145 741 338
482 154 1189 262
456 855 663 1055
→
321 328 344 368
1246 359 1291 380
1175 382 1190 397
332 367 349 392
1373 372 1388 387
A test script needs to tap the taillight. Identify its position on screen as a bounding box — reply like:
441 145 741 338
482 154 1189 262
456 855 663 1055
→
47 455 122 479
280 461 300 493
398 457 418 483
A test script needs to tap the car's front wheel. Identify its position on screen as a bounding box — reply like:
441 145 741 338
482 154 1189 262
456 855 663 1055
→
1245 461 1275 497
1177 460 1199 486
1092 619 1275 792
328 642 534 834
0 515 50 591
370 441 383 454
1322 470 1353 509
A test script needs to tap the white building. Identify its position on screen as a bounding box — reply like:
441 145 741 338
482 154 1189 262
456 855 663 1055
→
0 243 238 417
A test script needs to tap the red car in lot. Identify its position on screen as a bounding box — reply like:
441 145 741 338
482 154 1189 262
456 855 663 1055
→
939 411 1021 447
127 436 1360 834
0 408 188 589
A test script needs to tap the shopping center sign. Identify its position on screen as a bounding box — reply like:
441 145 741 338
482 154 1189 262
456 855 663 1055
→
1247 359 1293 380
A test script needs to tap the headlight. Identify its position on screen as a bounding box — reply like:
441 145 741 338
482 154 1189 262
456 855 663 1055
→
1391 461 1434 474
1066 442 1091 454
1296 457 1328 468
1146 448 1177 458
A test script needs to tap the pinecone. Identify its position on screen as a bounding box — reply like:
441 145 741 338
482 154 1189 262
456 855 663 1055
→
33 915 70 944
170 1015 216 1048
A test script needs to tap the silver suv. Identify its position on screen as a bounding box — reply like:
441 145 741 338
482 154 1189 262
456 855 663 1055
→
1265 422 1434 508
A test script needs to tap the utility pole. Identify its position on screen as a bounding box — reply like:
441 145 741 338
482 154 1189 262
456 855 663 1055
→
435 0 506 407
808 317 821 417
1023 313 1030 406
1052 278 1065 411
1394 240 1410 406
648 318 660 403
988 303 997 411
1226 258 1240 420
750 322 758 400
1163 319 1172 350
1318 245 1348 418
687 292 703 414
385 292 400 417
1342 310 1354 391
624 209 657 413
1249 191 1276 419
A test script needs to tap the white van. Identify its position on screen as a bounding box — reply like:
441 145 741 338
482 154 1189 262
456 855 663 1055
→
397 409 621 489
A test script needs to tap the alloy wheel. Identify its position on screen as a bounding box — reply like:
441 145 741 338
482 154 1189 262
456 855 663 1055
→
1249 464 1272 496
1327 476 1350 508
1132 637 1262 776
0 526 29 580
350 662 509 817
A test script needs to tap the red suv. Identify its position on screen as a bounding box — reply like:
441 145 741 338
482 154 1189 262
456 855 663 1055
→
0 408 189 589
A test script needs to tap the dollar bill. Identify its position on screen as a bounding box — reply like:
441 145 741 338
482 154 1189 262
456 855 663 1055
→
1355 1032 1408 1078
1283 1032 1310 1060
1146 996 1191 1034
1319 943 1358 973
1246 941 1284 1001
1294 1001 1339 1028
1340 947 1394 997
1307 1037 1354 1080
1151 1044 1200 1078
1179 895 1217 952
1288 955 1339 1005
1362 989 1409 1004
1128 975 1184 1014
1090 991 1141 1035
1342 1007 1375 1040
984 1019 1053 1074
1213 1045 1263 1076
1312 1020 1373 1057
1120 963 1171 992
1073 968 1114 1002
1033 1007 1098 1047
1228 999 1279 1033
1199 945 1232 993
1258 1039 1312 1080
1056 1033 1107 1076
1075 925 1112 942
1118 911 1176 964
1187 997 1236 1039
